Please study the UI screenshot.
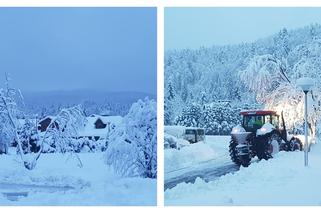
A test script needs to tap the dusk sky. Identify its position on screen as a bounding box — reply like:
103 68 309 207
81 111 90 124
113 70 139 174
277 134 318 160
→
0 8 156 94
165 7 321 50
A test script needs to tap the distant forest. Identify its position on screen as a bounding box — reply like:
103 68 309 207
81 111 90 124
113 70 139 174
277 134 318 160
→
165 24 321 134
21 90 155 118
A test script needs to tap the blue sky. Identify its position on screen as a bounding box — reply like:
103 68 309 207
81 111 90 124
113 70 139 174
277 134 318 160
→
165 7 321 50
0 8 156 94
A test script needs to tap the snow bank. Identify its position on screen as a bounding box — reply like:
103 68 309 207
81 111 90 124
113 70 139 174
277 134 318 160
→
165 125 186 138
165 143 321 205
164 133 190 149
165 141 217 172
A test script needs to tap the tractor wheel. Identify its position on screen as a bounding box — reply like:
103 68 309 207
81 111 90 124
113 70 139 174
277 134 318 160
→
286 137 303 151
229 138 241 166
239 154 251 167
257 132 282 160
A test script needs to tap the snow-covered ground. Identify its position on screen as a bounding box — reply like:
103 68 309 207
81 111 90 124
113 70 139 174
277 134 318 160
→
0 152 156 205
165 136 238 190
165 137 321 206
165 136 228 173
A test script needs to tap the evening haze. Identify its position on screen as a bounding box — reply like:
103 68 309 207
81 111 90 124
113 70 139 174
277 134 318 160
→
0 8 156 95
165 7 321 50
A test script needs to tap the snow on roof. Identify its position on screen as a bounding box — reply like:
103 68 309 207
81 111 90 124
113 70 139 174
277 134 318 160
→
18 115 123 138
78 115 123 138
98 115 123 125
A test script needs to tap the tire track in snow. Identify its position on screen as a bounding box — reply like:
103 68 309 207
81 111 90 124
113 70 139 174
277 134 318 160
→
164 157 239 190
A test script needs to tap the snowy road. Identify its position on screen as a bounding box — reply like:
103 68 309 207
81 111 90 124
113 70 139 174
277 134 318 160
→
0 183 74 201
165 156 239 190
165 136 240 190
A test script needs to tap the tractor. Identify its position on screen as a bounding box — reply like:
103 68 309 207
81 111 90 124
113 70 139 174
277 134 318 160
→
229 110 303 167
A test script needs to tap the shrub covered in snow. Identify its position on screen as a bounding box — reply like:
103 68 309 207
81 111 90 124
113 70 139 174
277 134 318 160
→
105 98 157 178
175 102 244 135
175 104 203 128
17 119 40 154
164 133 190 150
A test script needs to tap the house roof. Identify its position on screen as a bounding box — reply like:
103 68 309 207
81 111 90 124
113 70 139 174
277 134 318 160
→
78 115 123 138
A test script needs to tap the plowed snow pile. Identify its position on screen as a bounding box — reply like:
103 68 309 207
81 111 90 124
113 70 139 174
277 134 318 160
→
165 141 217 172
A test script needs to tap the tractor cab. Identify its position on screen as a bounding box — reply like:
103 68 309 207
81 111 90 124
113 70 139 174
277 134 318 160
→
241 110 281 133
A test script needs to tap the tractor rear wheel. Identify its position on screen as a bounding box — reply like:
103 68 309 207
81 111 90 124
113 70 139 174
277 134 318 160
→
257 132 282 160
229 138 241 165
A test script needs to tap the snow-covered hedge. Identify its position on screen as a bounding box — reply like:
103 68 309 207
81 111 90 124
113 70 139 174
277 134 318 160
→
175 103 243 135
105 98 157 178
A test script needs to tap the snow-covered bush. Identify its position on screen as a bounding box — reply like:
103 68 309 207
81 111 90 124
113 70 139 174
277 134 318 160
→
17 119 40 154
67 138 107 153
105 98 157 178
175 104 203 128
174 102 243 135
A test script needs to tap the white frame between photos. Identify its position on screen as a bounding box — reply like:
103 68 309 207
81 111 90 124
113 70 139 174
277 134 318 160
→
0 0 321 212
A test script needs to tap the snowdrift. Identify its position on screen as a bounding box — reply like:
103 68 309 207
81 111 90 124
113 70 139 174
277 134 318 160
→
165 141 217 172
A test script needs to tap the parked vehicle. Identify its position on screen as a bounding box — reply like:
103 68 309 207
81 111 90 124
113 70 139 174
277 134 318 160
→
164 126 206 149
184 128 205 144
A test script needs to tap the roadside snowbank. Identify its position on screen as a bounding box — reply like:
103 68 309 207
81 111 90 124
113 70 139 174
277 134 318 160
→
0 153 156 205
165 143 321 205
165 141 217 172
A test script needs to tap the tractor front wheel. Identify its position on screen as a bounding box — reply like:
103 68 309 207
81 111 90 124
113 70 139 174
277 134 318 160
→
229 138 241 165
239 154 251 167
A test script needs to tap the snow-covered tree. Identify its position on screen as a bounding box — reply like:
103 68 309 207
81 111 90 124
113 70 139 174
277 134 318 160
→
165 24 321 135
40 105 86 153
239 40 321 135
175 103 203 128
0 73 36 169
105 98 157 178
18 118 40 154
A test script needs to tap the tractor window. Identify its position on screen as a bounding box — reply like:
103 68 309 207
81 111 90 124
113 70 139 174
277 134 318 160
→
243 116 264 129
265 115 271 124
272 115 279 128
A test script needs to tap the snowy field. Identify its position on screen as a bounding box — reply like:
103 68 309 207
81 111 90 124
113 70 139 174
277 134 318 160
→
165 137 321 206
0 152 156 205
